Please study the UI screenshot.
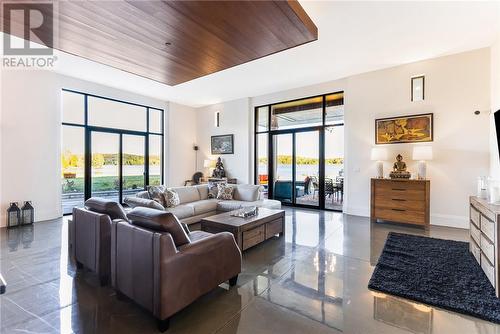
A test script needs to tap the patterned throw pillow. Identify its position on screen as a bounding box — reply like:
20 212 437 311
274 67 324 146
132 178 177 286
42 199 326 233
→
147 185 167 207
217 183 234 200
164 189 180 208
207 182 219 199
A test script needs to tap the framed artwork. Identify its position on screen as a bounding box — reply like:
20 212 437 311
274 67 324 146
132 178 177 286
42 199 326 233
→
211 134 234 154
375 113 433 144
411 76 425 101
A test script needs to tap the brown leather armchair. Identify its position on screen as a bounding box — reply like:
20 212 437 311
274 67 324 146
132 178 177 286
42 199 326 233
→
110 207 241 332
71 198 129 286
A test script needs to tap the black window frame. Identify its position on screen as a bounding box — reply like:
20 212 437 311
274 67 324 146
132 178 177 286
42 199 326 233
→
254 91 344 211
61 88 164 213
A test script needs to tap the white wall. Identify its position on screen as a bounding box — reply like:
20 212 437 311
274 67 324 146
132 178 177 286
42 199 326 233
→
490 33 500 179
195 98 252 184
0 70 173 226
252 48 491 228
167 102 197 186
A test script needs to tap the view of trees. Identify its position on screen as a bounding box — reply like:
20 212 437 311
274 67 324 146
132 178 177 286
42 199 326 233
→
62 150 161 171
259 155 343 165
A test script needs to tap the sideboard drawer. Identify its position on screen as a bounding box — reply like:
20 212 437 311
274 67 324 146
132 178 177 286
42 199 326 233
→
374 208 425 225
242 225 265 250
375 188 425 202
481 234 495 264
481 215 495 242
376 180 426 191
481 254 496 287
470 238 481 265
470 222 481 245
470 206 480 228
374 196 425 211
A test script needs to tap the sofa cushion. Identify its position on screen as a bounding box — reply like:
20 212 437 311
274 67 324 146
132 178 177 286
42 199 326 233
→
208 183 219 199
216 200 246 212
243 199 282 210
164 189 180 208
194 185 209 200
217 183 234 200
85 197 128 221
233 185 260 202
147 185 167 207
186 199 218 215
135 190 150 199
170 186 200 204
164 204 195 219
127 207 190 246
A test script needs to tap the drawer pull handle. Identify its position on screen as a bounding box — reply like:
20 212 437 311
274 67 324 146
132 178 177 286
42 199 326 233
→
392 198 406 202
391 208 406 212
392 188 406 191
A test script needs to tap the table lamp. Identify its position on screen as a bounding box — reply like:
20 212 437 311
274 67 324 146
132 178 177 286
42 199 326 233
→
412 146 433 179
204 159 215 176
371 147 388 178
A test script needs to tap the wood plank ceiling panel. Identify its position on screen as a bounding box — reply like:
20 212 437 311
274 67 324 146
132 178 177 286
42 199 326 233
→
1 0 318 85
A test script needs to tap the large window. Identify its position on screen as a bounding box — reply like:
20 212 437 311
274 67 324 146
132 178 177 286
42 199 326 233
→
61 90 164 214
255 92 344 211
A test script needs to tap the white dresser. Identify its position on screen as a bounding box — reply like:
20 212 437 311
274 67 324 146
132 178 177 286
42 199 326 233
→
469 196 500 296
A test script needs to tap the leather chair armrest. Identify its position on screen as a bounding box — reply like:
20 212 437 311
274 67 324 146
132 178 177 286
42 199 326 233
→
158 232 241 319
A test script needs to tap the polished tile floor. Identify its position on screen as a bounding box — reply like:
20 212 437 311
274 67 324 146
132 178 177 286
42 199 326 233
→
1 208 499 334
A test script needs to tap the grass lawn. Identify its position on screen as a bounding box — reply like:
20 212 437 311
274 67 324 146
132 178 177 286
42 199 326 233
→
62 175 161 193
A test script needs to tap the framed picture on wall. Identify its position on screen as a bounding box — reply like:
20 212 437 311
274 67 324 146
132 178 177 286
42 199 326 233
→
411 75 425 101
375 113 433 144
211 134 234 154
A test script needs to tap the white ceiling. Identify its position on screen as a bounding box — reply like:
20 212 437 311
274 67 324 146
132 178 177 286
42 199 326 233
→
16 1 500 107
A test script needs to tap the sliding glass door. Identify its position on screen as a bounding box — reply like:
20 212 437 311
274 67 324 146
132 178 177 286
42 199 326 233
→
255 91 344 211
123 134 146 197
90 132 120 202
90 131 146 203
272 134 293 204
295 131 319 207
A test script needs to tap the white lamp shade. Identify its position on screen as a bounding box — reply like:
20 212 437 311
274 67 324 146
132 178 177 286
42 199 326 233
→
371 147 388 161
413 146 433 161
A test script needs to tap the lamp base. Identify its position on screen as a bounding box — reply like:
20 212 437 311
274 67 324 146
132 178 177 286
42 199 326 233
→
376 161 384 178
417 161 427 179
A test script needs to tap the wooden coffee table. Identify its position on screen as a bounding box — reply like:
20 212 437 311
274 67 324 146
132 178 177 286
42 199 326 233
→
201 208 285 251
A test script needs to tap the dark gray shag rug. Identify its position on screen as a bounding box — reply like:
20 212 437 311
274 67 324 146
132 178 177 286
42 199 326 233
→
368 232 500 323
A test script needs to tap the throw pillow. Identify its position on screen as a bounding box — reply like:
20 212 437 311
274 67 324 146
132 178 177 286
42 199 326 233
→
208 182 220 199
164 189 180 208
217 183 234 200
147 185 167 207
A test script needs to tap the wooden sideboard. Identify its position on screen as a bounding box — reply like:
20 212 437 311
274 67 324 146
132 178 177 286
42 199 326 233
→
370 178 430 228
469 196 500 296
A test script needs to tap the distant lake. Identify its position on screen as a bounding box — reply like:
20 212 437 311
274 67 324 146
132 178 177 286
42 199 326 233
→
258 163 343 181
64 165 161 178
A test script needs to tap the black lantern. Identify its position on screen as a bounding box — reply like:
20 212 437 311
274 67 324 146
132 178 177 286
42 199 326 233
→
7 202 21 228
21 201 34 225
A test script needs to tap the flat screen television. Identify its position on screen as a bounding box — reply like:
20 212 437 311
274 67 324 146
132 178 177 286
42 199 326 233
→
496 110 500 156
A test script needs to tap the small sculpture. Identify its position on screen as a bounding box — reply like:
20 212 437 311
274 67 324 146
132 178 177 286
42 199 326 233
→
212 157 226 178
389 154 411 179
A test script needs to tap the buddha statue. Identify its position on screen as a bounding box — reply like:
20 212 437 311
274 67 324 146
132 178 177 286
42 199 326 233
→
389 154 411 179
212 157 226 178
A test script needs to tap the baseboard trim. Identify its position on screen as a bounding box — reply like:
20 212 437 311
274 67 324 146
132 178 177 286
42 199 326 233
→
345 206 369 217
430 213 468 229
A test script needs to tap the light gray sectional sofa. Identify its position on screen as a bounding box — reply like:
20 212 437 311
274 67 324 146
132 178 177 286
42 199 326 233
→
124 184 281 229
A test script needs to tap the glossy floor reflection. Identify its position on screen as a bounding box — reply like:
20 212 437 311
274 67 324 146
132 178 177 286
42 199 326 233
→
1 208 499 333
